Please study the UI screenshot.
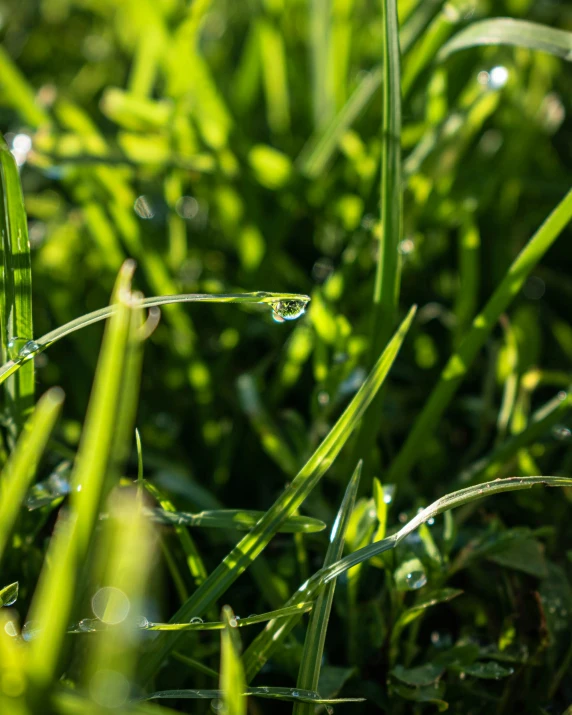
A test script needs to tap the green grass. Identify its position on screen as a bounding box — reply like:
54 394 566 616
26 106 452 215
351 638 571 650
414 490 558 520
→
0 0 572 713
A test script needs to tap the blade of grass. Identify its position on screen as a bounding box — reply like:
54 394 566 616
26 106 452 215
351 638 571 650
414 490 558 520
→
0 47 49 127
438 18 572 63
24 262 143 700
0 387 64 562
141 688 364 705
387 188 572 486
0 136 35 435
149 508 326 533
293 462 362 715
220 606 246 715
138 306 416 683
0 291 311 386
310 0 332 129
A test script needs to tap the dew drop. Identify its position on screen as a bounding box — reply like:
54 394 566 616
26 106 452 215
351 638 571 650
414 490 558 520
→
19 341 40 359
383 485 395 504
7 337 27 361
21 620 41 641
427 517 435 526
229 618 238 627
134 195 154 219
211 699 224 713
292 691 300 697
190 617 203 625
136 616 149 629
552 425 571 441
2 587 18 607
405 571 427 590
79 618 98 632
271 299 308 322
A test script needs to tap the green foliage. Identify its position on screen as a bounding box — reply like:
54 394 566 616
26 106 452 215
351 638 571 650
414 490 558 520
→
0 0 572 713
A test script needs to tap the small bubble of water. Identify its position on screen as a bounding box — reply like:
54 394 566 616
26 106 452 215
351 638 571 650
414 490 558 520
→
136 616 149 629
271 299 308 322
405 571 427 590
79 618 97 632
21 620 41 641
18 340 39 359
7 337 28 361
427 517 435 526
229 618 238 627
552 425 571 441
2 586 18 607
190 617 203 625
292 691 300 697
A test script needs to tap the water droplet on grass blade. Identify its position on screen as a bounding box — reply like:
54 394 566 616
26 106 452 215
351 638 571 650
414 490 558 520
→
7 337 26 360
405 571 427 590
552 425 571 441
18 341 39 359
190 617 203 625
136 616 149 629
79 618 98 632
22 621 41 641
271 299 308 322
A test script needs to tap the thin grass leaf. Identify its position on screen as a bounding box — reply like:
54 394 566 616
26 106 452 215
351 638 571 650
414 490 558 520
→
387 188 572 486
297 68 382 178
0 46 49 128
139 306 415 682
141 687 364 704
150 508 326 533
438 18 572 63
0 387 64 561
135 603 313 632
310 0 332 129
220 606 246 715
0 291 310 386
293 462 362 715
0 136 35 435
24 262 143 700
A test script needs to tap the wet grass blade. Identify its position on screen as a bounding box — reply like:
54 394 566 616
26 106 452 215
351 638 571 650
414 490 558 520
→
0 136 35 435
0 291 310 386
138 306 416 682
387 188 572 486
0 388 64 562
141 687 364 705
138 603 313 632
220 606 246 715
293 462 361 715
150 508 326 533
438 17 572 63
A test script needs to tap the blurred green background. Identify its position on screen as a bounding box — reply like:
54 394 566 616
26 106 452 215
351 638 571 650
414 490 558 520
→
2 0 572 711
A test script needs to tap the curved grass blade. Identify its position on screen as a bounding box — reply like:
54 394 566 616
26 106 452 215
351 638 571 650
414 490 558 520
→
387 188 572 486
0 387 64 562
438 18 572 63
150 508 325 533
0 136 34 435
138 306 416 683
243 476 572 680
141 687 364 705
293 462 362 715
0 291 310 387
220 606 246 715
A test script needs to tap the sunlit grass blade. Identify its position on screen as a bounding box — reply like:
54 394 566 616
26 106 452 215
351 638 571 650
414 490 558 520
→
0 46 49 128
24 262 144 705
0 136 35 435
138 306 415 682
150 508 326 533
0 291 310 386
84 492 155 710
0 611 28 715
371 0 403 359
310 0 332 129
438 17 572 63
297 68 382 178
0 387 64 561
293 462 361 715
258 18 291 134
387 188 572 486
220 606 246 715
